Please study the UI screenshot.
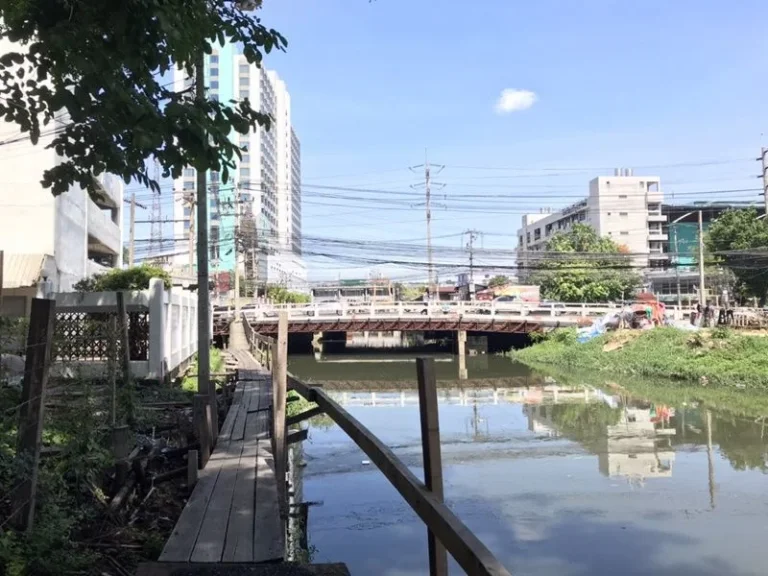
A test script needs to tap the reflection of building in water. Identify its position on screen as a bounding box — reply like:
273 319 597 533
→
598 407 676 481
523 404 561 438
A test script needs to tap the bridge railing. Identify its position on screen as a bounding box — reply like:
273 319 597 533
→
242 300 698 322
244 315 513 576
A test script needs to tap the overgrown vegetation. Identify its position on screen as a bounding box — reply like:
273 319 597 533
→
182 347 225 392
266 286 310 305
74 264 171 292
514 327 768 389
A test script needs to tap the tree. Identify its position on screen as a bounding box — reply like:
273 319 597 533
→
530 224 641 302
266 285 309 304
0 0 285 197
74 264 171 291
487 275 510 288
705 209 768 305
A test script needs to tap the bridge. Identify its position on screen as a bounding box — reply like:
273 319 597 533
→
240 300 616 335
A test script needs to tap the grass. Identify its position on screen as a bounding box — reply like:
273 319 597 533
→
182 348 225 392
513 327 768 390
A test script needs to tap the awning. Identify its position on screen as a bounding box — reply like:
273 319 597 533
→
1 253 53 289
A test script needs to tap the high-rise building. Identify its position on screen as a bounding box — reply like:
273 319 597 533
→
172 45 306 293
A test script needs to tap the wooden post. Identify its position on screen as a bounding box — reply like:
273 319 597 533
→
416 357 448 576
273 311 288 517
116 291 132 385
13 298 56 531
193 394 212 469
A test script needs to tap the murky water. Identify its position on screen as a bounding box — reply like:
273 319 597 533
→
288 353 768 576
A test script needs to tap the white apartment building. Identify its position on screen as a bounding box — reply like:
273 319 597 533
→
0 41 123 314
172 45 306 292
516 169 667 279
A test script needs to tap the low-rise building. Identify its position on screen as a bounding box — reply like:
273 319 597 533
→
517 169 666 280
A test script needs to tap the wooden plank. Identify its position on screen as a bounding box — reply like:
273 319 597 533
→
187 449 199 489
252 438 284 563
287 429 309 445
286 405 324 427
13 298 55 531
417 357 448 576
288 379 512 576
190 436 244 562
137 562 351 576
158 460 224 561
221 411 260 562
230 386 252 442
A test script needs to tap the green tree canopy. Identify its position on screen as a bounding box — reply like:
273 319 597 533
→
531 224 641 302
705 209 768 304
266 286 310 304
487 275 510 288
74 264 171 291
0 0 284 196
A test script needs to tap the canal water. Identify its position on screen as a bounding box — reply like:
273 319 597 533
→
288 352 768 576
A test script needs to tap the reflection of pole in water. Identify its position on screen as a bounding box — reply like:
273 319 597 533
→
706 409 716 510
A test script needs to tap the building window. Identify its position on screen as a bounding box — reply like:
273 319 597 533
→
241 153 250 164
183 181 195 190
183 168 195 178
239 89 249 100
534 228 541 241
619 212 628 216
607 212 612 216
239 76 248 86
619 195 627 199
518 235 523 246
210 171 219 183
210 80 218 89
210 55 219 64
578 213 586 221
240 168 250 179
526 232 531 243
239 64 249 74
210 67 219 77
620 231 629 235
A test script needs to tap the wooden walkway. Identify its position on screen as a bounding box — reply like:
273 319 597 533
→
158 367 284 564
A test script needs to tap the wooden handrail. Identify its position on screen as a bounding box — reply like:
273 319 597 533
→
288 375 512 576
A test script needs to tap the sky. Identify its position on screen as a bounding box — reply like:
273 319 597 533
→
129 0 768 282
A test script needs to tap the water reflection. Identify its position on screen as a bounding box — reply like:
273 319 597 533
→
295 369 768 575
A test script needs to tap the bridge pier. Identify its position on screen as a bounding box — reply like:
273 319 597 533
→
457 330 467 380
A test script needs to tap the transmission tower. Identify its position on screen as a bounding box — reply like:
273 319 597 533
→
149 159 163 256
410 150 445 298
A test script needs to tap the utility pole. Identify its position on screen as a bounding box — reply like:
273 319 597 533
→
759 148 768 216
233 187 242 313
464 230 482 301
410 150 445 299
194 55 215 436
128 193 136 267
698 210 706 306
185 192 196 272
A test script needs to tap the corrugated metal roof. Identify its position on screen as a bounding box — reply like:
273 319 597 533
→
1 253 48 289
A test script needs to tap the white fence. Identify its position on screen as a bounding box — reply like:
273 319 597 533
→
52 278 203 381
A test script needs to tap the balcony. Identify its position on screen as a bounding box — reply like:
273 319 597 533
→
648 231 669 241
87 199 121 256
86 259 110 278
91 173 122 209
648 251 669 260
647 212 667 222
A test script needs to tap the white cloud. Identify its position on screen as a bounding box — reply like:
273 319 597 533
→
495 88 538 114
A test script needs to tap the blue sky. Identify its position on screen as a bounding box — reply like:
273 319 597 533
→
129 0 768 281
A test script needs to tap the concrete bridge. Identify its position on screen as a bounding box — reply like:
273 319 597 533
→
241 300 615 335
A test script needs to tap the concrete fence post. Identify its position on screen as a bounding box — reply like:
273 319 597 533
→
148 277 166 382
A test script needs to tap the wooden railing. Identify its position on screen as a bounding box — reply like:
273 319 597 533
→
244 311 512 576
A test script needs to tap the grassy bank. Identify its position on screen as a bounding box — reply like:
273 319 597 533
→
513 327 768 389
182 348 225 392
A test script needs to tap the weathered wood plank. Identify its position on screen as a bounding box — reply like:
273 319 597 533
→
190 436 244 562
158 460 224 561
137 562 351 576
252 438 284 563
222 411 260 562
230 387 252 442
287 429 309 445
